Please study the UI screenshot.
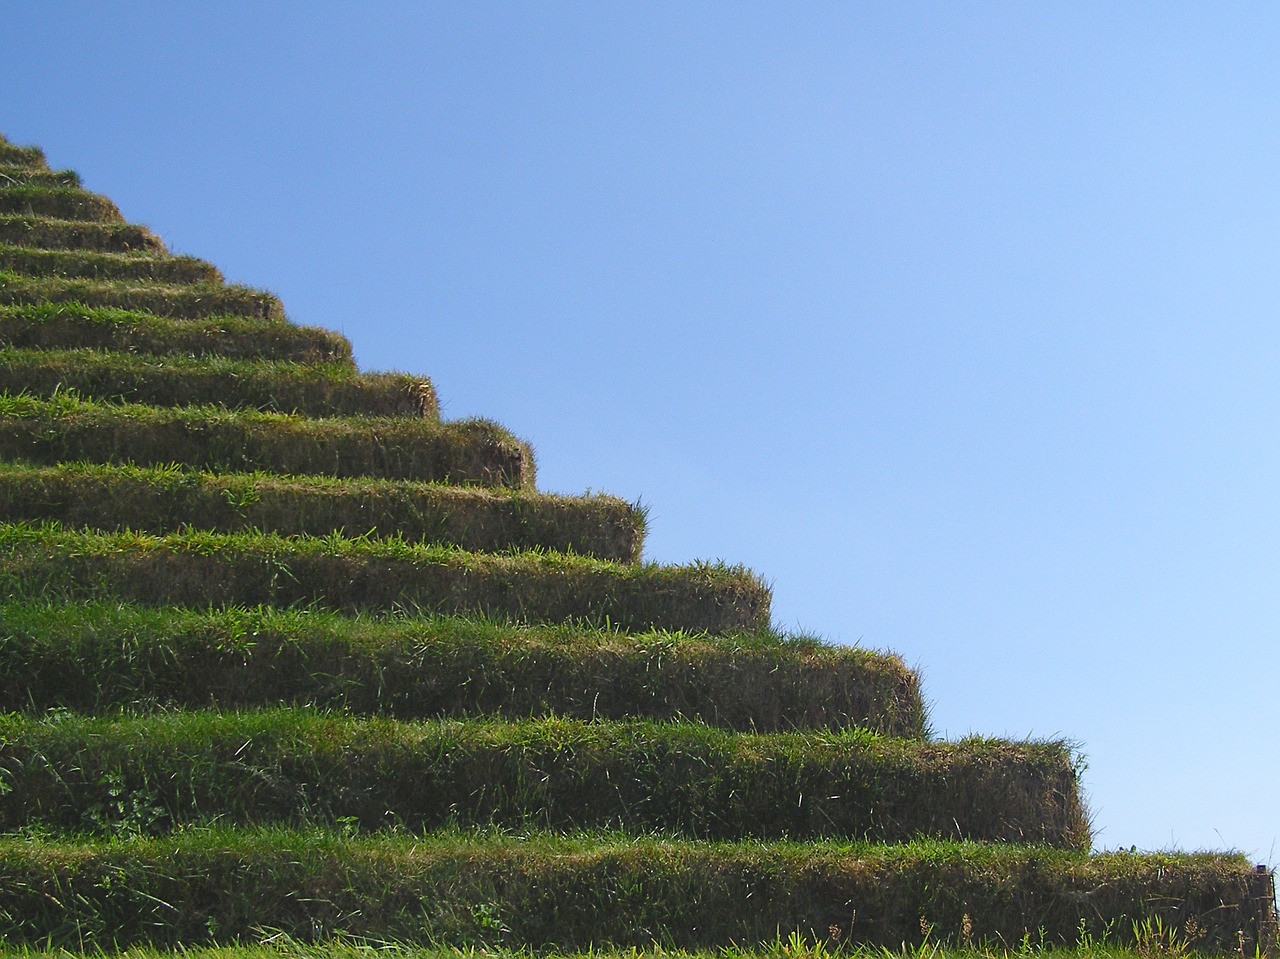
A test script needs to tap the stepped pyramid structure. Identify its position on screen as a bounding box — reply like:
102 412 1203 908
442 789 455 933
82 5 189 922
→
0 132 1275 955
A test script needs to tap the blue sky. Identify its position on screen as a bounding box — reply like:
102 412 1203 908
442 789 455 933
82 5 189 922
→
4 2 1277 861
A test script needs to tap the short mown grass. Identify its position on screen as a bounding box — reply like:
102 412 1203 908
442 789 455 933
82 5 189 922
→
0 271 284 320
0 523 768 633
0 829 1264 953
0 462 641 559
0 302 353 363
0 348 437 417
0 213 165 252
0 600 921 734
0 393 533 485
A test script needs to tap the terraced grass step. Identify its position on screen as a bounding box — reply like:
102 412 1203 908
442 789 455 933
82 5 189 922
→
0 394 531 485
0 462 640 559
0 271 284 320
0 242 221 282
0 139 46 166
0 212 165 252
0 166 81 188
0 710 1085 846
0 523 768 633
0 302 353 364
0 184 124 222
0 601 919 734
0 829 1266 952
0 348 437 417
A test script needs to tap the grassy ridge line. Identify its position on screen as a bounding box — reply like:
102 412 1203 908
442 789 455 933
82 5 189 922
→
0 601 921 735
0 710 1086 846
0 185 124 222
0 348 438 418
0 462 641 560
0 168 81 188
0 272 285 321
0 242 221 283
0 830 1262 951
0 303 353 364
0 524 770 634
0 213 165 252
0 394 533 486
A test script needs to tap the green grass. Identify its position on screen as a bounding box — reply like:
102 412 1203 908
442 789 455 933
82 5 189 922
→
0 213 165 252
0 829 1263 952
0 393 534 485
0 462 642 559
0 242 220 283
0 522 769 633
0 186 124 223
0 271 284 321
0 140 47 167
0 302 353 363
0 600 921 734
1 944 1264 959
0 168 81 189
0 710 1086 846
0 348 438 417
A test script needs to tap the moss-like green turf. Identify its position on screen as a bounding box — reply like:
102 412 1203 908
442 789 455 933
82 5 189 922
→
0 185 124 222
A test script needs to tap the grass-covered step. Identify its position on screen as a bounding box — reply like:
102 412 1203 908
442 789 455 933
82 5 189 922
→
0 185 125 222
0 166 81 188
0 711 1087 846
0 602 921 734
0 394 532 485
0 212 165 252
0 139 46 166
0 462 640 558
0 524 768 633
0 242 221 283
0 302 353 364
0 829 1267 952
0 349 437 418
0 271 284 321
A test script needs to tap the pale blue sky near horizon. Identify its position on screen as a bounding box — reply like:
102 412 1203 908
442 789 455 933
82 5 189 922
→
3 2 1277 862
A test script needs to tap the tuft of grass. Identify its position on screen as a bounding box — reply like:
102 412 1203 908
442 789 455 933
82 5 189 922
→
0 709 1087 846
0 394 533 485
0 213 165 252
0 462 642 559
0 271 285 321
0 600 921 734
0 348 438 418
0 829 1264 952
0 522 769 634
0 302 353 363
0 185 124 223
0 242 221 283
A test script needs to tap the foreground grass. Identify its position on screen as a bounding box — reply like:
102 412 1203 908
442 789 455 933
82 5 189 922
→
0 940 1267 959
0 829 1263 952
